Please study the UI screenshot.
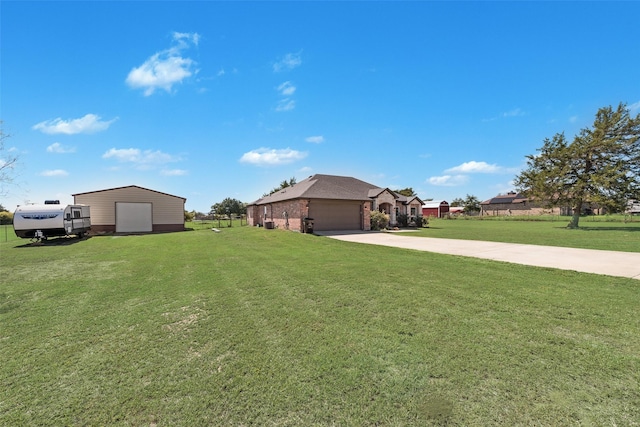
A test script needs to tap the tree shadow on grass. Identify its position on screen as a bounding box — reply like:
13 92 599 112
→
553 226 640 232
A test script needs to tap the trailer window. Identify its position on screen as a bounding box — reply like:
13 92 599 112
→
73 210 81 219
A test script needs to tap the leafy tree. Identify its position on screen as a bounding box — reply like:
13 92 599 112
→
450 198 464 207
514 103 640 228
1 121 19 197
451 195 480 213
264 177 297 197
394 187 416 197
184 210 195 222
210 198 246 217
463 195 481 214
0 203 7 212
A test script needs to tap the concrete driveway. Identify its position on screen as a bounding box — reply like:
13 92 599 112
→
316 230 640 280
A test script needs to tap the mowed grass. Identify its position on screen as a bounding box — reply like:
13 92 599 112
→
418 216 640 252
1 226 639 426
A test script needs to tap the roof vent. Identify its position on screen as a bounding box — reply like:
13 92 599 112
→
44 200 60 204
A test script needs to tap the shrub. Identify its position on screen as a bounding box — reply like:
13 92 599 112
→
0 211 13 225
415 215 427 228
370 210 389 230
397 213 409 227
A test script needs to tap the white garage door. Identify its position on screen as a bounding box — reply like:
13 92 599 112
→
309 200 362 231
116 202 152 233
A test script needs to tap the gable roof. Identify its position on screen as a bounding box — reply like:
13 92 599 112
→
250 174 379 205
423 200 449 208
395 194 425 205
250 174 425 206
72 185 186 201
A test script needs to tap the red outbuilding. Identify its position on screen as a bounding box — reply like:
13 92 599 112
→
422 201 449 218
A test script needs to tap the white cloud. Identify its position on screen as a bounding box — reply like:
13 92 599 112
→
46 142 75 153
126 32 200 96
172 31 200 47
102 148 180 165
629 101 640 112
273 51 302 72
569 115 579 123
427 175 468 186
305 136 324 144
33 114 117 135
161 169 188 176
445 161 500 174
482 108 525 122
40 169 69 177
277 81 296 96
502 108 525 118
276 98 296 112
239 148 307 166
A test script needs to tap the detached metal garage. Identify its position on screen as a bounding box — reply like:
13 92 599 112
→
73 185 186 234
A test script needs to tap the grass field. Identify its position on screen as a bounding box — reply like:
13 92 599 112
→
1 225 639 425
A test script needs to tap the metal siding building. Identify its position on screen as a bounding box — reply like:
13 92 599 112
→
422 201 450 218
73 185 186 233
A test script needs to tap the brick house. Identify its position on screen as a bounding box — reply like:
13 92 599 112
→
246 174 424 232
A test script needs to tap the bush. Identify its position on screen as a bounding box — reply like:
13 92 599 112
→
397 213 409 227
370 210 389 231
415 215 427 228
0 211 13 225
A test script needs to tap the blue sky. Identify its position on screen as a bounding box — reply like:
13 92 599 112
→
2 1 639 213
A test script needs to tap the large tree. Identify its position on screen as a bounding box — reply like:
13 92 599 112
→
210 197 246 217
394 187 416 197
514 103 640 228
451 195 481 214
263 177 297 197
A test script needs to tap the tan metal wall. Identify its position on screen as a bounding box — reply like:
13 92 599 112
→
74 187 184 228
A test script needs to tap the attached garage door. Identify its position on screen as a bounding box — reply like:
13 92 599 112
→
309 200 362 231
116 202 152 233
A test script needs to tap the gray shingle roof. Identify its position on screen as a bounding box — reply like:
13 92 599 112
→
250 174 424 206
250 174 380 204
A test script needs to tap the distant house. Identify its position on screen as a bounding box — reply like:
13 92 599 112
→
73 185 186 234
480 192 559 216
480 191 602 216
422 201 449 218
246 174 424 232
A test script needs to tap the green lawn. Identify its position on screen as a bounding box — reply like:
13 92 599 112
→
418 216 640 252
1 226 639 425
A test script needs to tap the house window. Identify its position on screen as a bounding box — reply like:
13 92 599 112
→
411 207 416 216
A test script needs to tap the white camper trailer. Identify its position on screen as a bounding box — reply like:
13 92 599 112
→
13 201 91 240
